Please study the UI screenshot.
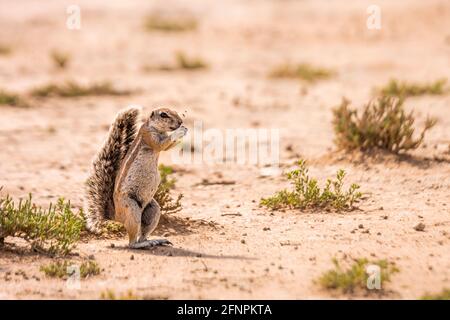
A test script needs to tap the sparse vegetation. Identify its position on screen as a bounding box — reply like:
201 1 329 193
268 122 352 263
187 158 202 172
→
377 78 448 98
175 51 208 70
0 194 84 255
144 51 208 72
40 260 100 279
317 258 399 294
333 96 436 154
144 14 197 32
0 45 11 55
30 81 132 98
269 63 335 82
51 50 70 69
421 289 450 300
100 289 167 300
0 90 29 108
261 160 362 211
155 164 183 214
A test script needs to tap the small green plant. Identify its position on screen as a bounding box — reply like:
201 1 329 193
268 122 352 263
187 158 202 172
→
30 81 132 98
51 51 70 69
261 160 362 211
143 52 207 72
377 78 448 98
421 289 450 300
175 51 207 70
317 258 399 294
144 14 197 32
0 45 11 55
0 195 84 255
155 164 183 214
40 260 100 279
333 96 436 153
100 289 167 300
0 90 29 107
269 63 335 82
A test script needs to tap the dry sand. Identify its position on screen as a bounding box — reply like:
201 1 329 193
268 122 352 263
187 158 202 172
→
0 0 449 299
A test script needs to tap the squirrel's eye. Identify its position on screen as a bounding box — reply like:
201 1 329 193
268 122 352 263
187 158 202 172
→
160 112 169 119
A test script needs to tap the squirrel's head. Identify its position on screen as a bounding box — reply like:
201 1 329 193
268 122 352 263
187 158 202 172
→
147 108 183 133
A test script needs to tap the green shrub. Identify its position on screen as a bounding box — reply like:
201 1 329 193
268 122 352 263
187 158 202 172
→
269 63 335 82
40 260 100 279
261 160 362 212
0 195 84 255
377 78 448 98
144 15 197 32
0 90 29 108
31 81 132 98
317 258 399 294
0 45 11 55
333 96 436 153
421 289 450 300
175 51 207 70
155 164 183 214
51 51 70 69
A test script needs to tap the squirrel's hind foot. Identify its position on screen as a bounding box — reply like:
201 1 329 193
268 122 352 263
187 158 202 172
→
129 239 172 249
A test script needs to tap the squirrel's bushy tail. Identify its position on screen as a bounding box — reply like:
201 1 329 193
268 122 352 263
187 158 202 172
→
84 107 140 233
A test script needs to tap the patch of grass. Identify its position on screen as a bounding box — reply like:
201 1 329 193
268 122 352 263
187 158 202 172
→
0 194 84 255
175 51 207 70
144 14 197 32
377 78 448 98
0 90 29 108
155 164 183 214
144 52 208 72
421 289 450 300
269 63 335 82
51 50 70 69
317 258 399 294
100 289 167 300
333 96 436 154
0 45 11 55
40 260 100 279
261 160 362 212
30 81 132 98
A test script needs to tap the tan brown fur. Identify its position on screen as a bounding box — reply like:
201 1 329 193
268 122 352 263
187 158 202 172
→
85 107 187 248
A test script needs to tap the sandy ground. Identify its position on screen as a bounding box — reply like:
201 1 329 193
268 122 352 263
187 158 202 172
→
0 0 449 299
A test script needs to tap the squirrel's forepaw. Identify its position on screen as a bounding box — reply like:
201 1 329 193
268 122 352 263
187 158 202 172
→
172 126 188 140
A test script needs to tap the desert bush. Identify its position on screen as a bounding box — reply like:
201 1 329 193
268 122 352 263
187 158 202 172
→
31 81 132 98
51 50 70 69
0 90 29 108
40 260 100 279
377 78 448 98
333 96 436 153
175 51 207 70
144 52 208 72
0 45 11 55
269 63 335 82
155 164 183 214
260 160 362 212
144 14 197 32
0 194 84 255
421 288 450 300
100 289 167 300
317 258 399 294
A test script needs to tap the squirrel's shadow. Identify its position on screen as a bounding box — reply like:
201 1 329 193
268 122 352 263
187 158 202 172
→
111 245 255 260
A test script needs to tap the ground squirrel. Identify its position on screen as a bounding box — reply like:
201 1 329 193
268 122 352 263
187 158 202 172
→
85 107 187 249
